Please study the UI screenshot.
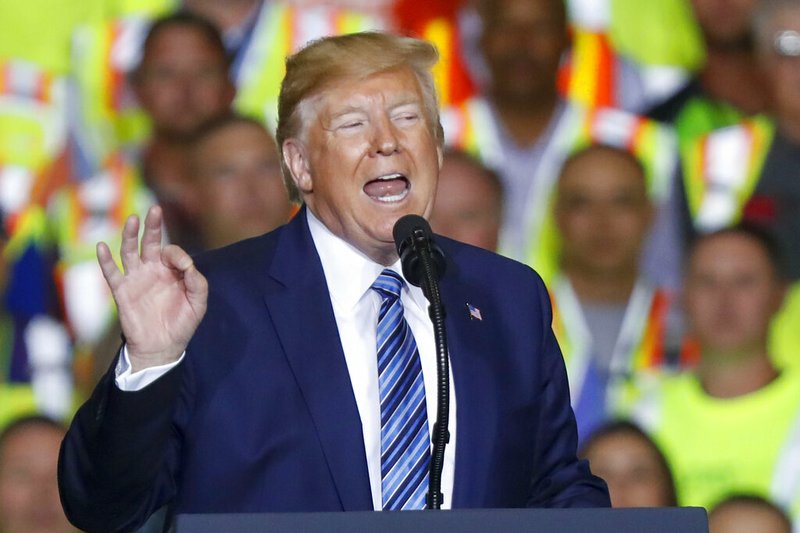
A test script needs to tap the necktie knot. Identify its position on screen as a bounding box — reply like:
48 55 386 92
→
371 269 404 301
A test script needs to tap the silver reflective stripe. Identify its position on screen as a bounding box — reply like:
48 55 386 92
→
770 408 800 513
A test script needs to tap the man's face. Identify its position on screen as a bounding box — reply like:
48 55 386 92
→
555 149 652 278
194 121 292 249
684 233 784 355
283 68 442 265
134 25 234 139
691 0 756 49
480 0 568 105
0 425 74 533
429 155 501 251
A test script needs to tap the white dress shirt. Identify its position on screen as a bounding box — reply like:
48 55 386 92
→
116 209 457 510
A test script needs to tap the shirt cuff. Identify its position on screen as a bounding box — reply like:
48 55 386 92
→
115 345 185 391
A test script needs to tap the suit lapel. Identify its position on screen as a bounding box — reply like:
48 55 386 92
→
439 251 503 508
261 210 372 510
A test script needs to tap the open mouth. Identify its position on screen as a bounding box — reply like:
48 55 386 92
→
363 173 410 203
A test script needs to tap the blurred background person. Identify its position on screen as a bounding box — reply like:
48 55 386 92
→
46 12 233 395
429 148 503 251
622 226 800 524
648 0 770 151
440 0 681 290
681 0 800 371
130 11 235 250
190 114 294 250
579 420 677 508
0 416 77 533
552 145 690 441
709 494 793 533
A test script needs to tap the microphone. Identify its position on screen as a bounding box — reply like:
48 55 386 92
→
392 214 450 511
392 215 446 292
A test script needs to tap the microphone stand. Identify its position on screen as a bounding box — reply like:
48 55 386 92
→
407 228 450 510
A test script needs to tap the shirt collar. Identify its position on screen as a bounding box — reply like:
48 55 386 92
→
306 209 429 313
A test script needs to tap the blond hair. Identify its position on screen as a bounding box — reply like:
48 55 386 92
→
276 32 443 203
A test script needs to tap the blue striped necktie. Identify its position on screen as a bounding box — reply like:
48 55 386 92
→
371 269 431 510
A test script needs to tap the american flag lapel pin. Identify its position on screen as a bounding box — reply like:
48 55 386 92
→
466 303 482 321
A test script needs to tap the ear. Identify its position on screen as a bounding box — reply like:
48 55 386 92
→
282 138 313 195
437 144 443 171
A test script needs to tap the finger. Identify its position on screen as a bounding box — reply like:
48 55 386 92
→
140 205 164 264
162 244 208 314
183 263 209 315
161 243 194 273
97 241 124 291
119 214 141 274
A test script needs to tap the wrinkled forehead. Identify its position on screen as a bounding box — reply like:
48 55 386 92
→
298 67 434 129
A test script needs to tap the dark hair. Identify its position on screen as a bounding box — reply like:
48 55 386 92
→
134 11 230 78
190 112 274 148
688 222 788 281
710 494 792 532
560 143 647 184
442 147 504 203
0 415 66 456
579 420 678 507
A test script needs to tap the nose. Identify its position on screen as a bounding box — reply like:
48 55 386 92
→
372 115 399 155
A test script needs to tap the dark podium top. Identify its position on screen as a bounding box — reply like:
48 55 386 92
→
176 507 708 532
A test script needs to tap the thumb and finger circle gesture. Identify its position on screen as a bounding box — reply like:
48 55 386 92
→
97 205 208 372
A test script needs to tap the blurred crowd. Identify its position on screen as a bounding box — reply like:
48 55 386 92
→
0 0 799 531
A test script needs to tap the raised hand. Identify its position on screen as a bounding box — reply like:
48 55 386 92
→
97 205 208 372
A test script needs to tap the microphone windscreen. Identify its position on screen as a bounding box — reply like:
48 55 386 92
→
392 214 431 255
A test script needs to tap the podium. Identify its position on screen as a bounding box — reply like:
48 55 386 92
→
176 507 708 532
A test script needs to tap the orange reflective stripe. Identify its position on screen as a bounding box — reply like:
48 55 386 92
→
0 60 57 104
560 30 616 109
423 17 453 108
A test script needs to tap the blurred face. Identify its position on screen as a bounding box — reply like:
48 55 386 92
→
0 424 75 533
709 503 791 533
480 0 568 105
684 233 785 356
583 431 673 508
194 121 292 249
555 149 652 278
283 68 442 265
762 7 800 127
429 155 502 251
135 25 234 139
691 0 756 49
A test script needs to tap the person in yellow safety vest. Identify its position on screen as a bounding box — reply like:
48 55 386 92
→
456 0 651 112
619 226 800 523
550 145 694 443
681 0 800 370
43 152 154 396
441 0 681 289
647 0 770 157
130 12 236 253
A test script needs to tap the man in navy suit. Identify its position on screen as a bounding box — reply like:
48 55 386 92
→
58 32 609 532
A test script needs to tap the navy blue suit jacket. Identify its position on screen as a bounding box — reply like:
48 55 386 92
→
59 210 609 532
